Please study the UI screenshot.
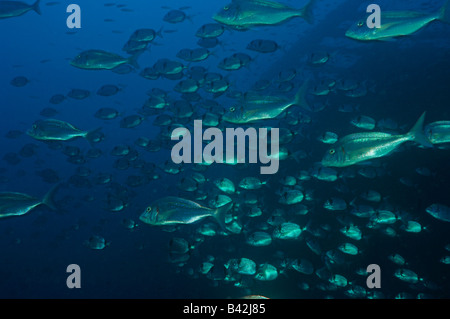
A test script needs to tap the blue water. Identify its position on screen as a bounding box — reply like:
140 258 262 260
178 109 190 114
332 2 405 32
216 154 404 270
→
1 0 450 299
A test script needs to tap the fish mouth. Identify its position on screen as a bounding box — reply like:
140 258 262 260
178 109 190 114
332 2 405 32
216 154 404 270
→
138 214 151 224
344 30 358 39
321 159 334 167
69 60 82 68
221 114 234 123
345 30 364 41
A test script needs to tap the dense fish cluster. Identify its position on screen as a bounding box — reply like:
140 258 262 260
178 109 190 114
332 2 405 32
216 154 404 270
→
1 0 450 299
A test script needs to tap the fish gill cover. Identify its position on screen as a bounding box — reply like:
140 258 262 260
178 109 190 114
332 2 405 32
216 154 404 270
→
0 0 450 299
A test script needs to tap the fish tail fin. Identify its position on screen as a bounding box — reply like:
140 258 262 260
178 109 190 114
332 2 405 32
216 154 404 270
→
213 91 225 99
299 0 316 24
86 127 103 144
156 26 164 39
42 183 59 211
407 111 433 148
186 14 195 24
33 0 41 15
214 202 233 231
209 49 219 58
262 177 272 188
294 79 310 109
128 51 143 69
439 0 450 23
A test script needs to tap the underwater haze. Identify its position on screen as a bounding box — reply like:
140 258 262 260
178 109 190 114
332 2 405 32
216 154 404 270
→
1 0 450 299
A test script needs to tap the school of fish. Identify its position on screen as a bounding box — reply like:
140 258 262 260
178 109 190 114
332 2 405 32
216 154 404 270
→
2 0 450 299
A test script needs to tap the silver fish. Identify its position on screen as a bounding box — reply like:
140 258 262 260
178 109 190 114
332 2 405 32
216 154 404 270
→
0 185 57 219
346 1 450 41
426 203 450 222
0 0 40 19
139 196 233 230
222 80 309 124
322 112 431 167
70 50 140 70
213 0 316 30
27 119 101 142
425 121 450 144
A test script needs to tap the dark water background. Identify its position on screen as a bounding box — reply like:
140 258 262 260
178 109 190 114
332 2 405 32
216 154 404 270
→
1 0 450 298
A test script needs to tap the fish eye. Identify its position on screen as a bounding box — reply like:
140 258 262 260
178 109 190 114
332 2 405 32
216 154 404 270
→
230 106 235 112
32 124 37 129
146 206 152 213
357 21 364 27
329 149 335 155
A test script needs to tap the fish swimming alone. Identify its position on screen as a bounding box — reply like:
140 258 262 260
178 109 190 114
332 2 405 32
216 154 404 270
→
0 0 40 19
0 184 57 219
27 119 101 142
139 196 233 230
70 49 141 70
213 0 316 30
322 112 432 167
221 80 310 124
346 0 450 41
